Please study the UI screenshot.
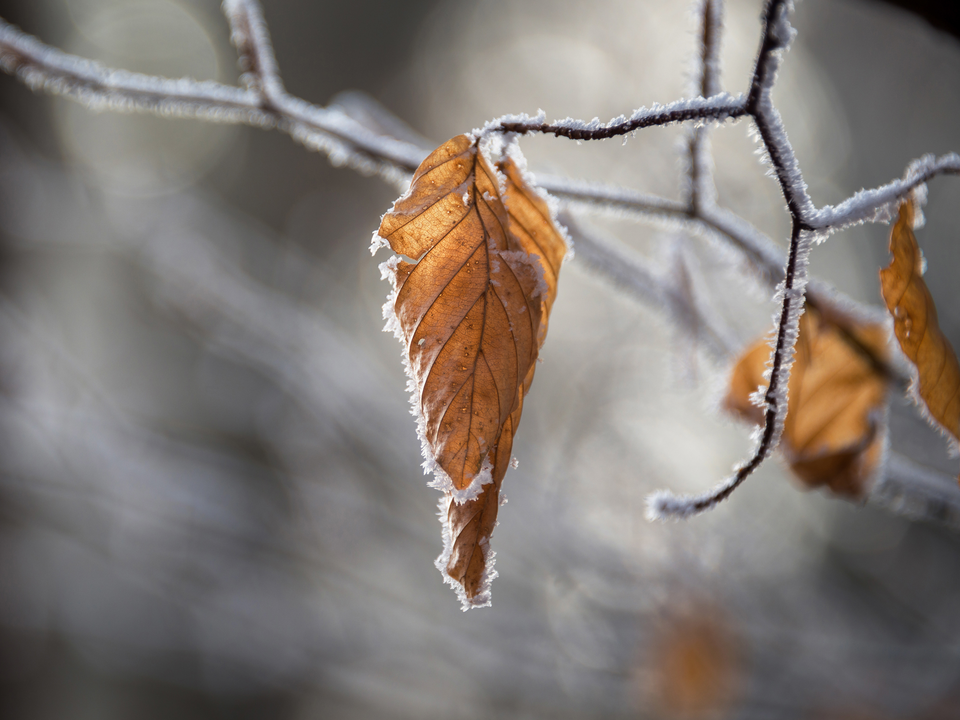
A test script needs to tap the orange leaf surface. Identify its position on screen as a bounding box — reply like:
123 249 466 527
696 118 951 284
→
880 201 960 474
724 308 890 499
376 134 567 608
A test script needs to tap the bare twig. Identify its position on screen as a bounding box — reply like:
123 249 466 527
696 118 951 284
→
493 94 747 139
685 0 724 213
870 453 960 530
222 0 284 104
648 219 812 520
810 153 960 231
0 15 425 183
560 213 737 361
649 0 909 517
745 0 813 225
0 5 951 228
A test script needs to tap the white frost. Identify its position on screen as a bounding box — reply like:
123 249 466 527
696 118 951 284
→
434 494 498 611
810 154 960 234
369 231 389 255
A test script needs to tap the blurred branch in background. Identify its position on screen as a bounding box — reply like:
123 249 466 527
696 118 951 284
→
2 0 960 718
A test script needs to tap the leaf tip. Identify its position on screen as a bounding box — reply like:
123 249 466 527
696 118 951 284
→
435 494 498 611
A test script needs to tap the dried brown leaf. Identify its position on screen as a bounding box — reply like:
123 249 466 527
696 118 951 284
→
880 201 960 475
377 135 567 608
724 308 890 498
643 608 741 719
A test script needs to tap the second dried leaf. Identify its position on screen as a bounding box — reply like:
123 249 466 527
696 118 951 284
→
725 308 890 499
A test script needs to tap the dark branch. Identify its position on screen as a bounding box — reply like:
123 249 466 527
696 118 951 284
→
496 97 747 140
746 0 815 228
746 0 791 112
650 219 807 519
699 0 723 99
687 0 725 213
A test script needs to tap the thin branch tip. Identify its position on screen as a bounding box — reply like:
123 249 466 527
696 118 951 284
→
645 475 738 521
493 94 747 141
645 490 697 521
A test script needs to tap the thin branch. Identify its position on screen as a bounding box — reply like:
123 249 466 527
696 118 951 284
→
746 0 792 110
540 175 786 288
560 213 737 361
222 0 285 104
0 15 426 182
649 0 909 517
1 8 949 240
746 0 815 227
1 3 949 230
810 153 960 231
492 94 747 140
738 1 960 237
685 0 724 213
0 17 268 120
698 0 723 99
544 175 918 390
547 173 897 362
870 453 960 530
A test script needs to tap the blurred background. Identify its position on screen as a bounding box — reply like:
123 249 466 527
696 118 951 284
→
1 0 960 718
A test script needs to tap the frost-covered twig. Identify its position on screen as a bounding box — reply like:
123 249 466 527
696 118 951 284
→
810 153 960 231
649 0 926 518
745 0 813 225
649 220 813 520
544 162 896 375
739 3 960 236
870 453 960 530
698 0 723 100
0 14 425 183
222 0 284 105
494 94 747 140
541 175 786 290
0 16 267 121
652 0 812 518
685 0 724 213
1 3 950 234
